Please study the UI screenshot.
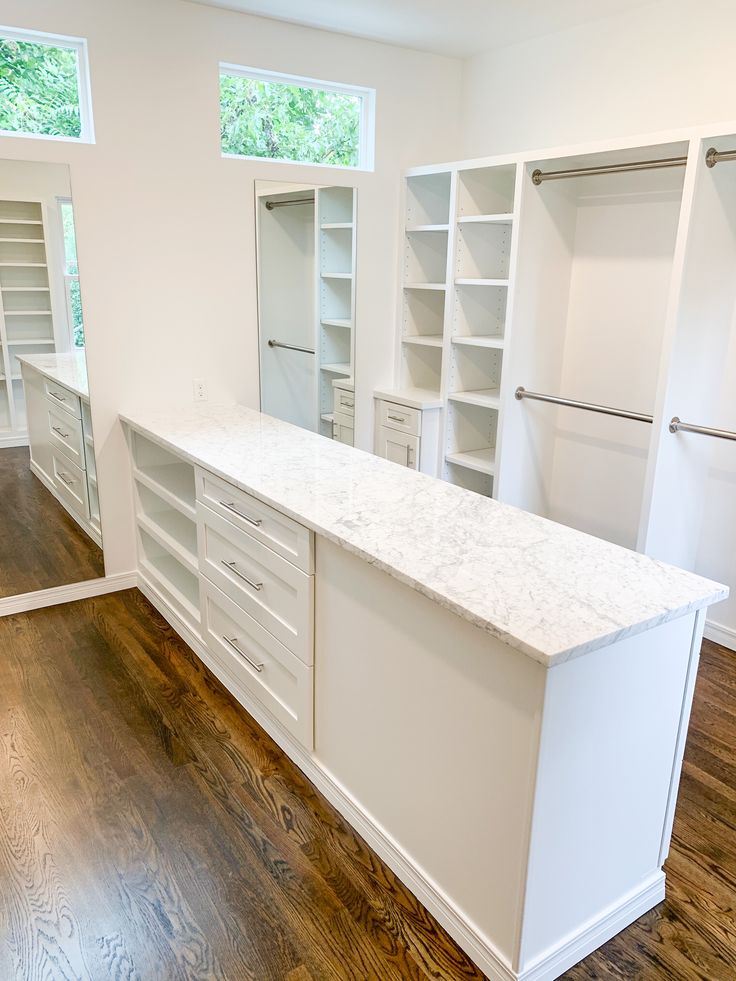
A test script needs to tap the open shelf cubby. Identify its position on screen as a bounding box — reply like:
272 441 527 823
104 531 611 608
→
320 226 353 276
400 341 442 397
135 481 198 574
445 461 494 497
402 287 445 339
406 172 452 228
455 222 511 281
404 229 449 286
0 201 42 223
445 399 498 478
318 186 354 226
130 430 196 518
456 165 516 219
447 342 503 405
452 282 507 341
138 527 200 626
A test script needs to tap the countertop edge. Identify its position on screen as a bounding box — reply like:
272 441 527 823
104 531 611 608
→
18 355 90 401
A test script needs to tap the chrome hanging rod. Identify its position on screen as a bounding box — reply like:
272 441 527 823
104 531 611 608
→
669 417 736 441
515 386 653 424
706 147 736 168
265 198 314 210
268 339 315 354
531 155 687 186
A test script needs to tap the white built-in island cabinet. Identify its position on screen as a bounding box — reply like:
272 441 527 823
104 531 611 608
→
121 403 726 981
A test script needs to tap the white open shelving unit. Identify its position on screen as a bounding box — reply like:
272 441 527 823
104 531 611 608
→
129 428 201 638
317 186 357 438
395 163 520 496
0 199 57 446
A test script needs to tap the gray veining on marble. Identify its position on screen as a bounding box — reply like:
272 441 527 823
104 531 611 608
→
120 403 728 666
18 351 89 399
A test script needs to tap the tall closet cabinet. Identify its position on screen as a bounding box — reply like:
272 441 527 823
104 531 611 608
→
381 125 736 644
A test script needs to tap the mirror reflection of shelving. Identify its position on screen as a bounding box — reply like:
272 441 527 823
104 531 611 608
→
318 186 356 438
0 199 56 445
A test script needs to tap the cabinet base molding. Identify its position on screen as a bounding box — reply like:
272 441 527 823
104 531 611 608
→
518 872 665 981
704 617 736 652
0 572 138 618
132 574 667 981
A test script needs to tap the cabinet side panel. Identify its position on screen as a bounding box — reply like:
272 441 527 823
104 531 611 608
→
519 613 696 971
314 537 545 964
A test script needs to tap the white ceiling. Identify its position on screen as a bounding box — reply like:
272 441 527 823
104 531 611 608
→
193 0 659 57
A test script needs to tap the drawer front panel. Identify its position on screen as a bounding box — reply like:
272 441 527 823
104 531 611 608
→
378 400 421 436
47 402 85 468
52 453 90 520
334 387 355 417
332 411 354 445
197 468 313 573
198 504 313 664
202 580 313 749
44 379 81 419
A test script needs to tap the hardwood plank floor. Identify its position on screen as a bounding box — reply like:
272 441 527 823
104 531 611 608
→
0 589 734 980
0 446 104 598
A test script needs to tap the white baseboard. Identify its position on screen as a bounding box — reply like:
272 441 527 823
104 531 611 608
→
704 617 736 652
0 434 29 449
518 872 665 981
0 572 138 617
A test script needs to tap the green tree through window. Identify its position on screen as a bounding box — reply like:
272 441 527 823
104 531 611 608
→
220 73 362 167
0 36 81 138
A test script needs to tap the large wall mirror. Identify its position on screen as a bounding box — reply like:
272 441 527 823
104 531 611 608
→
0 158 103 599
255 180 357 445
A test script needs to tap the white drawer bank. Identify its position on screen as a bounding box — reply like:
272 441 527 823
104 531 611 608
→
121 404 726 981
19 352 102 546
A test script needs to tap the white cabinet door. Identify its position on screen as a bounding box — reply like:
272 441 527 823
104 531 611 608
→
377 426 420 470
333 412 354 445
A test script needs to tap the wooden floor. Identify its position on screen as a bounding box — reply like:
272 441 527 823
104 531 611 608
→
0 446 104 598
0 591 734 980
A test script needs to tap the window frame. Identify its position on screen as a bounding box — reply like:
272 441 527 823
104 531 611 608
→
219 63 375 172
0 24 95 144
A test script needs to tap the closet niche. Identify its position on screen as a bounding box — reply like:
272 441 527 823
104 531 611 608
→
255 180 357 445
505 142 689 549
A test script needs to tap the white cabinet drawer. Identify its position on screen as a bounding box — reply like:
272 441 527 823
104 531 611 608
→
47 402 85 468
378 400 421 436
334 386 355 418
377 426 420 470
53 453 90 521
196 468 313 574
44 379 81 419
202 579 313 750
198 503 313 665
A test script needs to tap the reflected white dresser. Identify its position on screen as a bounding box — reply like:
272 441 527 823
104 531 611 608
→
19 352 101 546
121 403 725 981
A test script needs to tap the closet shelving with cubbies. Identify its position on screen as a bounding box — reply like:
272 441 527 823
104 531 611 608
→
394 163 519 496
0 199 57 445
317 187 356 437
129 428 201 638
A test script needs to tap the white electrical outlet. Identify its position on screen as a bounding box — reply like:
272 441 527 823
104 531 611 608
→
193 378 207 401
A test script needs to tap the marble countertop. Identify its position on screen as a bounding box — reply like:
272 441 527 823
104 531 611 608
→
18 351 89 399
120 403 727 667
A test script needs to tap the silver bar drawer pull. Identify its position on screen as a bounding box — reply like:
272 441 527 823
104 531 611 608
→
388 414 406 423
52 425 69 439
223 636 264 672
342 398 354 408
57 472 76 486
49 391 67 402
219 500 263 528
221 560 263 591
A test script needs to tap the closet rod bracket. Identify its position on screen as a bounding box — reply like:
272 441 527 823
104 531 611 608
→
705 147 736 169
669 417 736 441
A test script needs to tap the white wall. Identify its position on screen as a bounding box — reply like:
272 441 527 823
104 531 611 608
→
461 0 736 157
460 0 736 642
0 0 462 578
